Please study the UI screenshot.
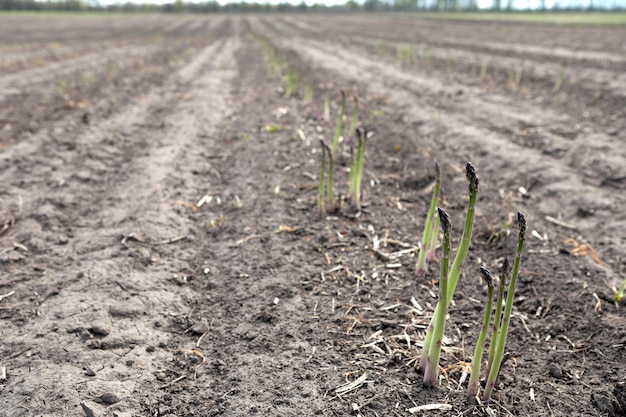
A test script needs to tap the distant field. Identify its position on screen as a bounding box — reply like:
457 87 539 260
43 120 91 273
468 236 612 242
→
418 11 626 24
1 10 625 24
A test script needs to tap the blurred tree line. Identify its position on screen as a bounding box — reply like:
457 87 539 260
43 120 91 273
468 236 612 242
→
0 0 621 12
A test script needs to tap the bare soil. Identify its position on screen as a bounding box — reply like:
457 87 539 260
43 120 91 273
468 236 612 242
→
1 14 625 417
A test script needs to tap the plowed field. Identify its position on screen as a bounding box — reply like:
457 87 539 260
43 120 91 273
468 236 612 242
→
1 14 625 417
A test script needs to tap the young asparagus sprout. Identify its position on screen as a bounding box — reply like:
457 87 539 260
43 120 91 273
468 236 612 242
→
423 207 451 385
419 162 479 379
318 139 327 216
323 93 330 122
416 162 442 276
347 96 359 141
331 91 346 155
349 128 367 210
320 140 337 213
426 187 444 263
467 267 495 401
613 277 626 306
485 257 510 379
482 212 527 404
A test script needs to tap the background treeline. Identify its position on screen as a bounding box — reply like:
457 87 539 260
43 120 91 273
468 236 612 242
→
0 0 622 13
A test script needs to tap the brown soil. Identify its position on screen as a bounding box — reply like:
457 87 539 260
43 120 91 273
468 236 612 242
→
1 13 625 417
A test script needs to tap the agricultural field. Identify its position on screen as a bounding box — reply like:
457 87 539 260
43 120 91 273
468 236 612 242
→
1 12 625 417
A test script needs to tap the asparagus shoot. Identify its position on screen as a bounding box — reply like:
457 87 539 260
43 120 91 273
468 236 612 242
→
347 95 359 141
320 140 336 212
419 162 479 378
426 201 442 263
467 267 495 401
613 277 626 306
485 258 510 380
416 162 442 276
318 139 327 216
482 212 527 404
323 93 330 122
331 91 346 155
422 208 451 385
349 128 367 210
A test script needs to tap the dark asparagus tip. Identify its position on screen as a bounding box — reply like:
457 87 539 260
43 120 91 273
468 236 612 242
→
437 207 451 234
466 162 479 192
517 212 527 237
480 266 493 287
320 139 330 152
434 161 441 179
501 256 510 275
356 128 363 140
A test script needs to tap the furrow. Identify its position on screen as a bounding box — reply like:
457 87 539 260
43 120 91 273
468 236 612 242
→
0 21 240 416
272 31 625 260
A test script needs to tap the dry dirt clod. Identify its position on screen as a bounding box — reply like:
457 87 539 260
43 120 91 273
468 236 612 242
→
80 400 104 417
98 392 120 405
90 322 110 336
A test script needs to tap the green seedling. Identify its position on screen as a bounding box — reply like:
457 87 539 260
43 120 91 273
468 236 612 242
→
422 208 451 385
482 213 527 403
613 277 626 306
553 67 567 92
397 44 414 65
486 258 509 380
285 65 301 96
323 93 331 122
320 140 337 212
467 267 495 401
480 58 489 78
419 163 479 382
348 128 367 210
426 213 441 261
233 195 243 209
346 95 359 141
514 66 524 85
318 140 328 216
331 91 346 155
416 161 442 276
304 84 314 102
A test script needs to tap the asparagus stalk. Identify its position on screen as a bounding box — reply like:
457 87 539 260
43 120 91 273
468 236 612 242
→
467 267 495 400
419 163 479 376
323 93 330 122
318 139 327 216
426 206 441 263
349 128 367 210
423 208 451 385
416 162 442 276
347 95 359 141
482 212 527 403
320 140 336 212
485 258 510 379
331 91 346 155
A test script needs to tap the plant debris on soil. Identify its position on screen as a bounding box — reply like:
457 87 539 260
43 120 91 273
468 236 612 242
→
1 13 625 417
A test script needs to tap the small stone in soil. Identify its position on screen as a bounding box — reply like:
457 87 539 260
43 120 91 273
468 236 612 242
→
591 391 615 415
90 323 110 336
98 392 120 405
84 367 96 376
548 363 562 379
80 401 103 417
190 322 209 335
